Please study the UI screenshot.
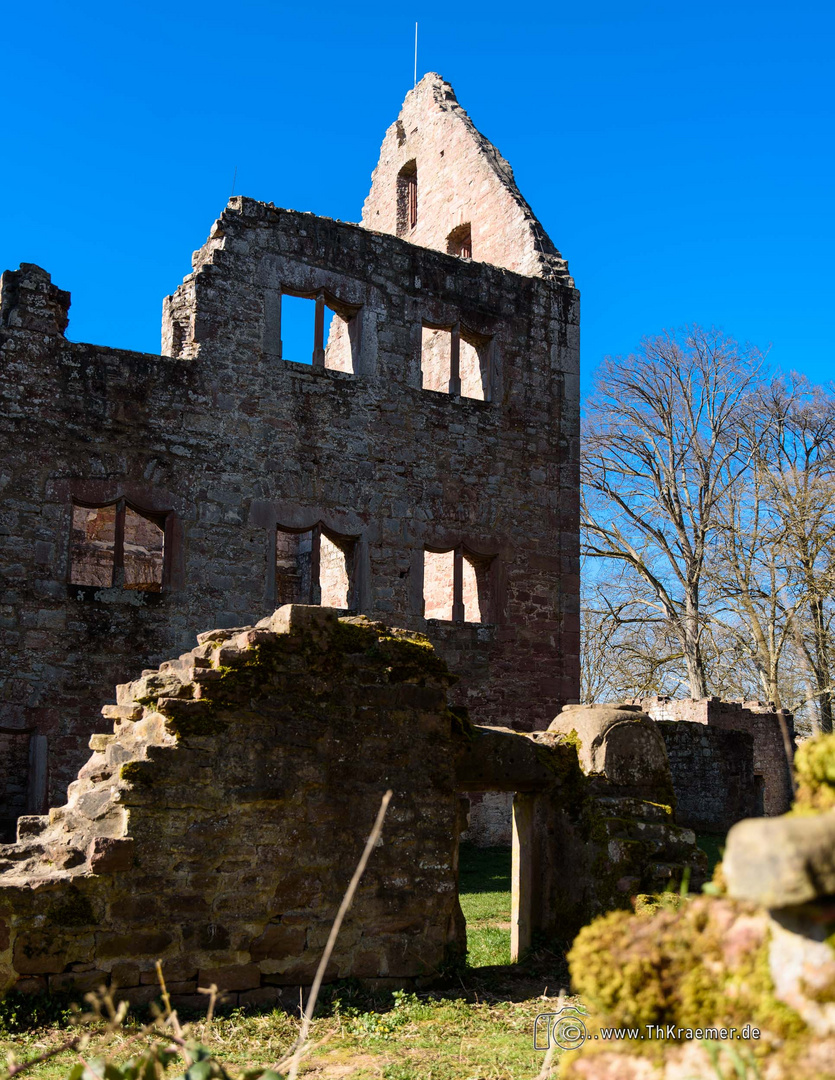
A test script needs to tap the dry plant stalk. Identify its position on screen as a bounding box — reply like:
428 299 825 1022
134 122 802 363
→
283 788 393 1080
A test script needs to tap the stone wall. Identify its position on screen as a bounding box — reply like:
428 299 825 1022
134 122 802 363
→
460 791 513 847
0 613 703 1001
656 721 759 832
0 608 467 1002
0 189 579 818
640 697 794 817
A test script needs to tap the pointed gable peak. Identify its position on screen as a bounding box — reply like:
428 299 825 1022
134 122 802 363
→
362 74 571 283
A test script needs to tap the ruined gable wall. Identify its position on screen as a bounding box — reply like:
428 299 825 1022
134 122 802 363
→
0 202 579 820
361 74 571 282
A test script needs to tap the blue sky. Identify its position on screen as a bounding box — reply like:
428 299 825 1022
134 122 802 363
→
3 0 833 392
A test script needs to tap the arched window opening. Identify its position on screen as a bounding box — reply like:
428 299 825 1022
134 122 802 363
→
70 500 165 592
276 523 356 609
446 223 472 259
396 160 418 236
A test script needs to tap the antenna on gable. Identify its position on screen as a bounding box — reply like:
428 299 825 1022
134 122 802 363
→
414 22 418 87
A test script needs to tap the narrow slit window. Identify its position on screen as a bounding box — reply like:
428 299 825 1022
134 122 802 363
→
396 160 418 236
421 325 452 393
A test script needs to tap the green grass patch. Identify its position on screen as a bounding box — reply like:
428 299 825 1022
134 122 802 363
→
458 842 512 968
696 831 726 878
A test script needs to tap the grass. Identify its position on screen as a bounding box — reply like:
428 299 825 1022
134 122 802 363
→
0 843 573 1079
696 831 726 878
458 843 512 968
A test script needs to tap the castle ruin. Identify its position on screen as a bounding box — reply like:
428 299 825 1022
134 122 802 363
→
0 74 580 838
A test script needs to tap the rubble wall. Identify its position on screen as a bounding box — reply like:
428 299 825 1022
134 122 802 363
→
656 721 759 832
641 697 794 817
0 608 466 1004
0 201 580 816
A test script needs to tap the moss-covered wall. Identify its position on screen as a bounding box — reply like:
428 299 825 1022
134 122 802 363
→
0 606 466 1006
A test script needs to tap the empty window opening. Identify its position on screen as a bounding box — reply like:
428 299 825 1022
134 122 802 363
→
421 325 452 393
280 294 317 366
279 292 360 373
396 160 418 236
423 548 454 620
70 500 165 592
447 223 472 259
423 546 493 623
460 328 491 402
319 530 354 608
123 507 165 591
276 524 355 608
462 552 492 622
70 504 117 587
421 323 491 400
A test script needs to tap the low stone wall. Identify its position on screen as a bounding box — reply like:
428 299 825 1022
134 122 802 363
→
640 696 794 816
656 722 759 832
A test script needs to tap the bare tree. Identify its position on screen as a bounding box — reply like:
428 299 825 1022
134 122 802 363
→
582 327 763 698
753 376 835 731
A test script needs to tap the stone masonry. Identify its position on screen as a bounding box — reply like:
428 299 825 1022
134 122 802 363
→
640 697 795 818
0 611 706 1000
0 74 581 837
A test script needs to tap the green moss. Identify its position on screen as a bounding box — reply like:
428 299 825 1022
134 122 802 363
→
49 888 95 928
119 761 155 787
564 728 582 752
568 899 807 1048
633 892 688 917
793 734 835 813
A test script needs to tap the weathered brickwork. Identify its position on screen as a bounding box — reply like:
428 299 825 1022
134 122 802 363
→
640 697 795 817
656 721 759 832
0 76 581 825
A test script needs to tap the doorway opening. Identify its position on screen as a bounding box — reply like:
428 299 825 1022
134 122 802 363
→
457 791 514 967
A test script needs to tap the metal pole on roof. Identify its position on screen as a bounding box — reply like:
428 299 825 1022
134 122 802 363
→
414 22 418 87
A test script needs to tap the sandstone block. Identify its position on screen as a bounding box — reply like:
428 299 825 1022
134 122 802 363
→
197 963 260 991
88 836 135 874
724 810 835 908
